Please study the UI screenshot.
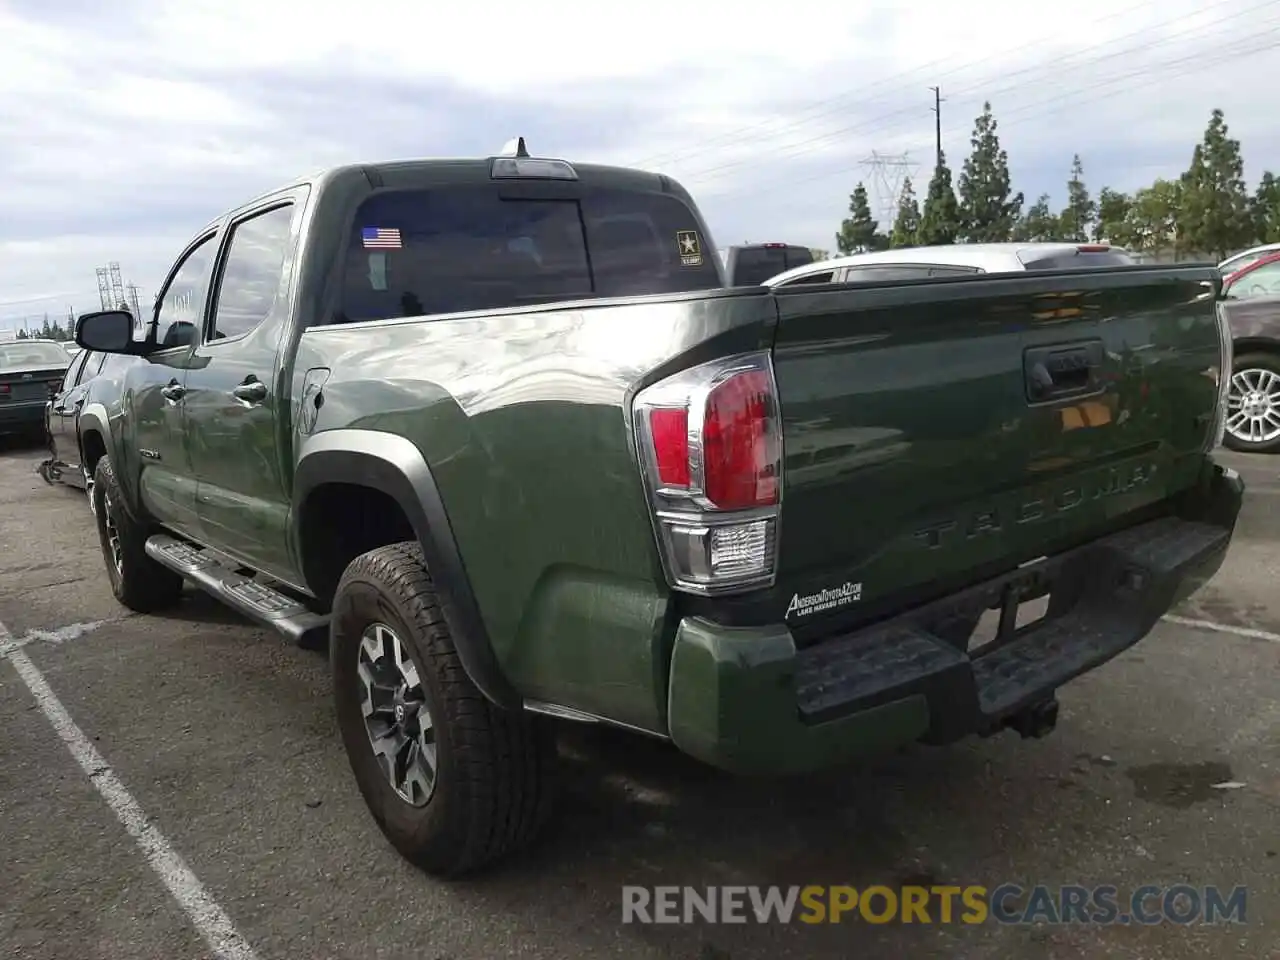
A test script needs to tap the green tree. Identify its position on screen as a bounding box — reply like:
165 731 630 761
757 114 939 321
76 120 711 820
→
1012 193 1062 241
1252 171 1280 244
1058 154 1096 241
890 177 921 248
15 328 29 340
956 101 1023 242
1094 187 1132 243
835 182 888 254
1177 109 1254 259
918 152 961 245
1127 179 1182 258
809 248 831 261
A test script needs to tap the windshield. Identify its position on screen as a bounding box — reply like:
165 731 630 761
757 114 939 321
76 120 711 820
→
0 341 71 370
337 186 723 322
1227 259 1280 298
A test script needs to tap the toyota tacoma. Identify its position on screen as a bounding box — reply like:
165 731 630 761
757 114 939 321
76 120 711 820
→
72 139 1243 877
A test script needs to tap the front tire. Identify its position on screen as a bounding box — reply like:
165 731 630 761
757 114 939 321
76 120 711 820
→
331 542 556 878
1223 352 1280 453
92 456 185 612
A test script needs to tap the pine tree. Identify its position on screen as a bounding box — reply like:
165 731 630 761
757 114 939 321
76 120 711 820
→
1012 194 1061 242
956 102 1023 242
1094 187 1132 244
890 177 921 248
836 183 887 254
1178 110 1254 259
1058 155 1097 242
918 153 961 246
1253 172 1280 244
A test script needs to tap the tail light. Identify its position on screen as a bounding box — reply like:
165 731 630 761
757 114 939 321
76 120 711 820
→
633 351 782 595
0 383 9 395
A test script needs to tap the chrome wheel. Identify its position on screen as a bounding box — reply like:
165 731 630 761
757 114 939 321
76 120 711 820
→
84 468 96 517
357 622 436 807
1226 366 1280 446
101 490 124 579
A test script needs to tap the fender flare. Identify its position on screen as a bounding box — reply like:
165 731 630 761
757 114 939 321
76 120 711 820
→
292 429 521 709
76 402 112 469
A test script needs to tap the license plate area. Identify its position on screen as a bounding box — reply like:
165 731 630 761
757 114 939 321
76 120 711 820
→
967 573 1053 657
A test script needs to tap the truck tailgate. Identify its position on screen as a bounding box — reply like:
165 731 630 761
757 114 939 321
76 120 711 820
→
769 266 1224 629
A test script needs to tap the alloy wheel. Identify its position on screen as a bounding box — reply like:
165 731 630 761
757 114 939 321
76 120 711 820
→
1226 366 1280 446
357 622 437 806
101 491 124 579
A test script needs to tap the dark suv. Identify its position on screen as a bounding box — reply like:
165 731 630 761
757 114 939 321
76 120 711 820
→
722 243 815 286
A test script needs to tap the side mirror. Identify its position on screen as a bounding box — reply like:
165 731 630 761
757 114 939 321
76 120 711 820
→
75 310 145 355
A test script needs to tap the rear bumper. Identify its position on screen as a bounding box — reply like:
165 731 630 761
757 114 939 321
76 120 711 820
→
666 460 1244 775
0 400 48 432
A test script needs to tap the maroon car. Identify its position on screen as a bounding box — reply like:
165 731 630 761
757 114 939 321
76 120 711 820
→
1221 251 1280 453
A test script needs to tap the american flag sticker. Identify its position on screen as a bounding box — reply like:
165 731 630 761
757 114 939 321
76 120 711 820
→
362 226 402 250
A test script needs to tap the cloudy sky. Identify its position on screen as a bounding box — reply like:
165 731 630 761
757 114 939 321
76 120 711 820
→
2 0 1278 335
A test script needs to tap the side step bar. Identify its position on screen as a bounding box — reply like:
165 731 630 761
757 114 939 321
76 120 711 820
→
145 534 329 648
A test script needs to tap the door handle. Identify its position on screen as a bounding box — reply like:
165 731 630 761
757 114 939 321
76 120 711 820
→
161 381 186 402
232 380 267 405
1023 340 1104 403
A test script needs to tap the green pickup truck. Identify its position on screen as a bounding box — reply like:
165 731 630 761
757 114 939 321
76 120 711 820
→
73 140 1243 878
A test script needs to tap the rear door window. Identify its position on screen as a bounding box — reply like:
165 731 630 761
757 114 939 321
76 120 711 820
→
338 186 722 322
1019 249 1135 270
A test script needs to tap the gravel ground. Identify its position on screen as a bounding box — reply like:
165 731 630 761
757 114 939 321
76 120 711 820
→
0 439 1276 960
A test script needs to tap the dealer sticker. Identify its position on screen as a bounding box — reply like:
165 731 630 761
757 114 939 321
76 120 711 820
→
785 581 863 620
676 230 703 266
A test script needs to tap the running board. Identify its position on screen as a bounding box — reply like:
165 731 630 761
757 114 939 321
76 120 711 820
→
144 534 329 648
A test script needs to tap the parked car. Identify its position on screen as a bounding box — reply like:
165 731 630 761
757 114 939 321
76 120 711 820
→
722 242 815 285
38 348 136 509
71 140 1240 878
1218 252 1280 452
763 241 1137 286
0 338 74 443
1223 250 1280 299
1218 242 1280 277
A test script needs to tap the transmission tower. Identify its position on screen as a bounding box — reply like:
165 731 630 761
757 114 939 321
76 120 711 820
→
860 151 918 229
126 283 144 320
96 267 112 311
108 262 126 309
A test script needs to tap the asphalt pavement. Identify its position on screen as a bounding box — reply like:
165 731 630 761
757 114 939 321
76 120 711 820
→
0 439 1276 960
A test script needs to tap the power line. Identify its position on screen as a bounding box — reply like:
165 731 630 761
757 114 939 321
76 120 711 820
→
709 28 1280 203
682 10 1280 193
629 0 1178 169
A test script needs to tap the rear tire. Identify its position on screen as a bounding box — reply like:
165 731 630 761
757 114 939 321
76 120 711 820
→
331 541 556 878
92 456 185 613
1223 352 1280 454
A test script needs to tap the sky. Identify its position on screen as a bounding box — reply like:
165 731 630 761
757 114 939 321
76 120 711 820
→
2 0 1279 335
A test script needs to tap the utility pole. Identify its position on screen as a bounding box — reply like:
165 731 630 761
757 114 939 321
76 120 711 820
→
929 86 945 168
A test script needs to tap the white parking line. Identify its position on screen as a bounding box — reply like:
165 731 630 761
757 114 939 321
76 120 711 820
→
1161 614 1280 644
0 620 260 960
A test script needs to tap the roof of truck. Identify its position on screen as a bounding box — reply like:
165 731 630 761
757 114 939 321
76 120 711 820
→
206 147 688 232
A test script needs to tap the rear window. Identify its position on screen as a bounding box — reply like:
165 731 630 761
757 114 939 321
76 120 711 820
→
1019 249 1135 271
727 245 814 286
337 187 723 322
0 341 71 370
